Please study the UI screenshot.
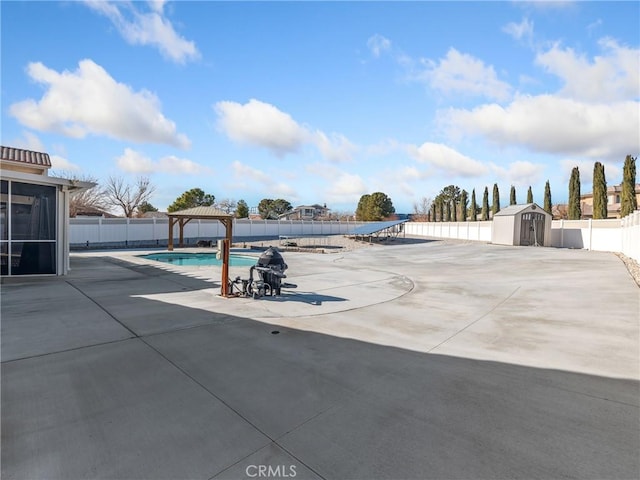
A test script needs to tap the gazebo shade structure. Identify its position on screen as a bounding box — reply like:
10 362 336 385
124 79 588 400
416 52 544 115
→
167 206 233 296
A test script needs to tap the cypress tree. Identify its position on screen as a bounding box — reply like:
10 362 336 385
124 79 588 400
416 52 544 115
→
568 166 582 220
592 162 608 219
621 155 637 218
510 185 516 205
470 189 477 221
492 183 500 215
543 180 552 215
431 202 436 222
481 187 489 220
526 186 533 203
460 190 468 221
445 199 451 221
451 199 457 221
438 196 444 222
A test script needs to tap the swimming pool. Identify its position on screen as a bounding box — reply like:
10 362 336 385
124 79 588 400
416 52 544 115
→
140 252 257 267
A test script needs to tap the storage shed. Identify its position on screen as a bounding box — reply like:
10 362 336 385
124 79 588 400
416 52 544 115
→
492 203 551 246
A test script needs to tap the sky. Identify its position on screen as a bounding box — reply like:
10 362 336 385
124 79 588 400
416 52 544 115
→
1 1 639 214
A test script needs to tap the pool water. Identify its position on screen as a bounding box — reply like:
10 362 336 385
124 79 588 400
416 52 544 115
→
141 252 257 267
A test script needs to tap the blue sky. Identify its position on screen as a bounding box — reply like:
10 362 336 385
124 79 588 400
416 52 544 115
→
2 1 639 214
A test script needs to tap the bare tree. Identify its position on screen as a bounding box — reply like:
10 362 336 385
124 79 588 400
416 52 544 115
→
216 198 237 214
412 196 432 221
51 171 108 217
104 176 156 218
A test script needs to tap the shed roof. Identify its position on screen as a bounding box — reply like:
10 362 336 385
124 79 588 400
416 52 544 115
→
167 206 232 218
1 145 52 168
493 203 549 217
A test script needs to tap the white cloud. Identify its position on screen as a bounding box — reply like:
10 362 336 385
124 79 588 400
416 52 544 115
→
50 155 81 171
416 48 512 102
9 60 190 148
441 94 639 160
367 34 391 57
325 173 368 204
491 160 545 187
116 148 208 174
409 142 489 177
83 0 199 64
216 99 308 156
503 18 534 44
536 38 640 102
313 131 357 163
231 161 297 198
11 131 45 152
215 99 355 162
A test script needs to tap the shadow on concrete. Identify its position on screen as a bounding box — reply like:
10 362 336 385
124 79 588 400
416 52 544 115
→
2 254 639 480
256 290 347 305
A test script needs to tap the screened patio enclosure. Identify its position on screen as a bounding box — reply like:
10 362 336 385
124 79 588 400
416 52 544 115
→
1 145 94 276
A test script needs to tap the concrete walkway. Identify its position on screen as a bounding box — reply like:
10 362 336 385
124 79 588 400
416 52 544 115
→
2 240 639 479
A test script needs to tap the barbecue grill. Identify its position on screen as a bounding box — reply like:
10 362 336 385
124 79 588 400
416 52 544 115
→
230 247 296 298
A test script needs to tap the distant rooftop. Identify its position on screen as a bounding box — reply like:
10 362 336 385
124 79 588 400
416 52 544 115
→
1 145 52 168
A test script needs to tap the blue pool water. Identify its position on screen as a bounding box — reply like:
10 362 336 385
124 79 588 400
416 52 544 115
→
141 252 257 267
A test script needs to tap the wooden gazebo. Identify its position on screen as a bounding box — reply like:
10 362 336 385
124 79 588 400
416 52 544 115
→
167 206 233 297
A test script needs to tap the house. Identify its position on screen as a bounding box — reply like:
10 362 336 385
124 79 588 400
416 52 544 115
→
1 146 93 276
278 204 330 221
581 184 640 219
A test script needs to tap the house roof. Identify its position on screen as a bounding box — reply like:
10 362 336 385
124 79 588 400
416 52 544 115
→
493 203 549 217
167 206 232 218
1 145 52 168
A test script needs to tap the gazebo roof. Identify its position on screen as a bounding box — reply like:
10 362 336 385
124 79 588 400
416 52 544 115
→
167 206 233 219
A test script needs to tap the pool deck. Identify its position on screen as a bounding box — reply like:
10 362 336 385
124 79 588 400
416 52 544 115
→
2 240 639 479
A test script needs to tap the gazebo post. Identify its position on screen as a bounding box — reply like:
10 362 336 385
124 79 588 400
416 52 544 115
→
168 217 175 251
220 218 233 297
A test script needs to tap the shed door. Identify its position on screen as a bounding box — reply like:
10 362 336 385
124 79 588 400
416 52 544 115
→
520 212 545 246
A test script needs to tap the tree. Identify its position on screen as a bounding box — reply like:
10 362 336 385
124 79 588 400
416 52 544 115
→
470 189 477 221
430 202 437 222
412 197 432 222
104 176 156 218
236 199 249 218
445 200 451 222
481 187 489 220
52 171 108 217
137 201 158 215
437 196 444 222
216 198 237 214
258 198 292 219
356 192 395 221
621 155 637 218
168 188 215 213
544 180 552 215
592 163 608 219
526 186 533 203
510 185 516 205
492 183 500 215
460 190 468 221
568 167 582 220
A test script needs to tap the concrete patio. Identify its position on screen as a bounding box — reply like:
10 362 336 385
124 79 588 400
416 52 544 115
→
2 240 639 479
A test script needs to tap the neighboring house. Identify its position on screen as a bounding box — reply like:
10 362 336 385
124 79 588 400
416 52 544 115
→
1 146 93 276
278 204 330 221
580 184 640 219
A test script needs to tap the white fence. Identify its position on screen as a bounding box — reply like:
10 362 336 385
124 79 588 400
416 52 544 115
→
69 217 365 247
404 221 493 242
406 212 640 262
70 212 640 262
